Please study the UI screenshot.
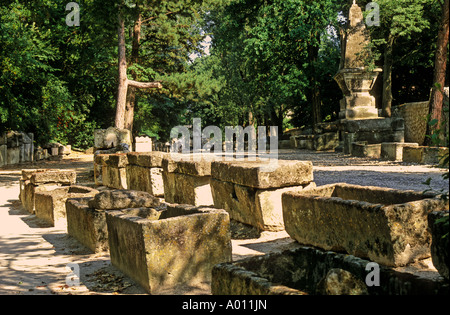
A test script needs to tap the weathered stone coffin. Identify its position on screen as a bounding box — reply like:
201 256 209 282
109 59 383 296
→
162 154 214 206
282 183 449 267
211 159 315 231
34 186 98 227
66 190 160 253
126 152 165 197
102 153 128 189
212 246 449 295
20 169 77 213
106 203 232 294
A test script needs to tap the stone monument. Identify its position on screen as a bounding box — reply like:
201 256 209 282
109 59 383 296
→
334 0 382 120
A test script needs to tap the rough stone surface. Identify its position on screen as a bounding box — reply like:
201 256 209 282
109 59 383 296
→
381 142 419 161
88 189 160 210
34 186 99 227
393 101 429 145
282 183 449 267
211 160 314 189
352 142 381 159
162 171 213 206
403 146 449 166
127 151 165 168
316 268 369 295
212 246 449 295
30 170 76 185
102 154 128 189
66 197 109 253
428 211 449 280
126 165 164 197
211 179 315 231
106 204 232 294
94 127 132 149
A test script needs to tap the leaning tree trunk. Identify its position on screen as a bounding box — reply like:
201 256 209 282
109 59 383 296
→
426 0 449 144
114 10 162 132
124 11 142 133
115 14 128 130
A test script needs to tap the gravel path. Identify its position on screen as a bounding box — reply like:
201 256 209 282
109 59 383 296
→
0 149 447 295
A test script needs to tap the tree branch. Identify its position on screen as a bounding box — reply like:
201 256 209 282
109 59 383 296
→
127 79 162 89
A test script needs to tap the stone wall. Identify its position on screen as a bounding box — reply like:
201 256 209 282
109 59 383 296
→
0 131 34 167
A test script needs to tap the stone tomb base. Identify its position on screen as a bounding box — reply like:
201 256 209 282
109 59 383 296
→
162 155 214 206
20 169 76 214
212 246 449 295
282 183 448 267
66 190 160 253
106 203 232 294
102 154 128 189
34 186 99 227
211 160 315 231
126 152 165 197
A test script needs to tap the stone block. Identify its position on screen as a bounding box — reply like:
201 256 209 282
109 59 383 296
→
135 136 153 152
125 152 165 197
30 170 76 185
102 153 128 189
428 211 449 280
282 183 449 267
351 142 381 158
106 204 232 294
34 186 99 227
7 147 20 165
23 182 64 214
126 165 164 197
212 246 449 295
20 169 76 213
403 146 449 166
314 132 339 151
211 179 315 231
127 151 165 168
162 155 215 206
211 160 313 189
66 198 109 253
0 144 7 167
93 154 110 186
88 189 160 210
94 127 132 150
381 142 419 161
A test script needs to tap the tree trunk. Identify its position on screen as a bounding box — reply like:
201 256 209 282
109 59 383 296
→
124 11 142 133
426 0 449 144
308 43 321 128
381 34 394 118
115 14 128 130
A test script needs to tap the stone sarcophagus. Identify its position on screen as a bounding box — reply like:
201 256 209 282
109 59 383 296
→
106 203 232 294
126 152 165 197
34 185 98 227
162 154 214 206
66 190 160 253
212 246 449 295
20 169 77 214
211 159 315 231
282 183 449 267
102 153 128 190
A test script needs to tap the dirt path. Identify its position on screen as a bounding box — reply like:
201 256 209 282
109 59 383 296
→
0 150 447 295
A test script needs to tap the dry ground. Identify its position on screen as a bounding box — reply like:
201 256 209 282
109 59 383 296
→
0 149 447 295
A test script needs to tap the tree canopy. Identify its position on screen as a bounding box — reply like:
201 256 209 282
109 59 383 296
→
0 0 447 147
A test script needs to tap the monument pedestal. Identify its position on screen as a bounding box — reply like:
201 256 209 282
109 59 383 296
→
334 68 382 120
